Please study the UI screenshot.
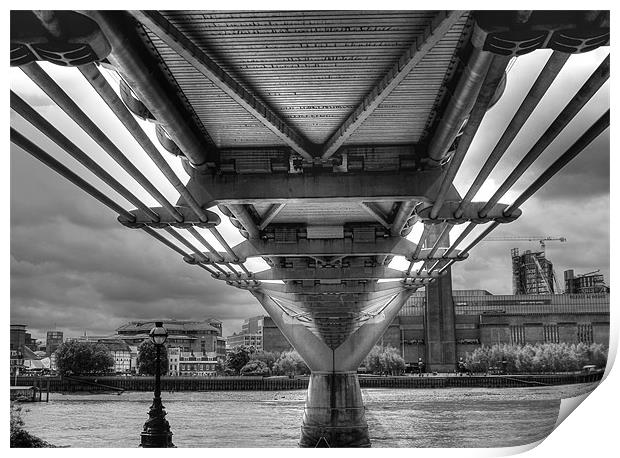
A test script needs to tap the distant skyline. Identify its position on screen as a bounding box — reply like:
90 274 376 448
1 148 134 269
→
10 48 609 341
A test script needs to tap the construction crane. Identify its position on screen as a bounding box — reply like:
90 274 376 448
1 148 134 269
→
578 269 600 277
483 236 567 256
481 236 567 294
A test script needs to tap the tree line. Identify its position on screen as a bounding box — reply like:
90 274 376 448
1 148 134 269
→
222 346 310 376
53 339 608 377
54 339 166 376
463 342 607 374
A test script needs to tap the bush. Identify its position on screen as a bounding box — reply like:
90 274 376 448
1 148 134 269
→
463 342 608 374
363 344 406 375
240 360 269 376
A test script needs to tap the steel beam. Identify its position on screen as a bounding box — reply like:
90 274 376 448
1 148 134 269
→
245 266 445 282
425 47 495 163
390 201 417 237
255 282 416 295
183 170 460 207
320 10 465 160
359 202 391 230
226 204 260 239
131 10 314 161
192 239 464 264
225 237 421 262
84 11 216 169
258 203 286 230
430 53 510 219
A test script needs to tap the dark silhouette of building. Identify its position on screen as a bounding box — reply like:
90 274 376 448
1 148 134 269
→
45 330 63 357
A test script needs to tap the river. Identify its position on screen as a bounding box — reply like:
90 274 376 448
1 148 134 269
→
18 382 597 448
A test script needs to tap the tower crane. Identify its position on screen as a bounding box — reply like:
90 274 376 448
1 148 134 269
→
482 236 566 256
481 236 567 294
578 269 600 277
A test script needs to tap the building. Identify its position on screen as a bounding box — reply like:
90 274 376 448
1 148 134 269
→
262 290 610 366
177 351 218 376
100 340 132 373
168 347 181 375
10 324 27 374
115 319 226 361
564 269 608 294
166 347 219 376
45 330 64 357
511 248 556 295
226 316 264 351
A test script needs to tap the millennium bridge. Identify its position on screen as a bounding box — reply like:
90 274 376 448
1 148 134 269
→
10 10 609 447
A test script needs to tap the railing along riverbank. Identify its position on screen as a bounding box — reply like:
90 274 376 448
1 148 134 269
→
10 371 603 392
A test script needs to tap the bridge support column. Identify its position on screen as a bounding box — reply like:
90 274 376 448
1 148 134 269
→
252 287 413 447
424 224 457 372
425 267 457 372
299 371 369 447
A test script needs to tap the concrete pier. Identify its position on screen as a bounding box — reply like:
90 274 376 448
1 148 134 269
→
299 372 369 447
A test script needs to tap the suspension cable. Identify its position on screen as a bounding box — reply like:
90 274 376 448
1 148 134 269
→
478 54 609 218
79 63 211 224
21 62 184 223
11 91 160 222
455 51 570 218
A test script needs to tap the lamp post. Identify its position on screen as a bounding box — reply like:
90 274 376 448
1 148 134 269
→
140 322 174 447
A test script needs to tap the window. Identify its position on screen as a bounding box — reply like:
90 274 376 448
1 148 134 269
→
543 325 559 343
577 324 594 344
510 325 526 345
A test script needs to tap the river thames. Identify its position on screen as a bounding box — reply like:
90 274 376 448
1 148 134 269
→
19 383 596 448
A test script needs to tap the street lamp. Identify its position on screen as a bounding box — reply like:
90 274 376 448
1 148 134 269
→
140 322 174 447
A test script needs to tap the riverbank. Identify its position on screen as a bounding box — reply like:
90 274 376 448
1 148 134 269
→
10 371 603 393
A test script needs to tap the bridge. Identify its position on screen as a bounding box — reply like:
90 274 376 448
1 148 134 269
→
10 10 609 447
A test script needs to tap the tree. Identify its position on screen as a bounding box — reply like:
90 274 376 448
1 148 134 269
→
240 360 269 376
274 350 309 376
55 341 114 376
363 344 405 375
137 340 169 376
226 346 253 375
250 351 279 374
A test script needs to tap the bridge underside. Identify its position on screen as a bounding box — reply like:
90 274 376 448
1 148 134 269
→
10 10 609 447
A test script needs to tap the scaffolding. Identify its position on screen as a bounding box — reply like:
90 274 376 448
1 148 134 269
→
511 248 555 295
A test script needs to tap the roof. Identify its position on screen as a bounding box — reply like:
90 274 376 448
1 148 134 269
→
116 320 220 334
22 346 40 360
99 340 131 352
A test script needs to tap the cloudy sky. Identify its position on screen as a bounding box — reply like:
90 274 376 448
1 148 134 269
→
8 40 609 341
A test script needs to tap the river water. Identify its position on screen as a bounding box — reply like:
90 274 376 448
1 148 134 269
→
19 383 597 448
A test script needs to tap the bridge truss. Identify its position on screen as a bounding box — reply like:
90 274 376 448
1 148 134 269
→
10 10 609 447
